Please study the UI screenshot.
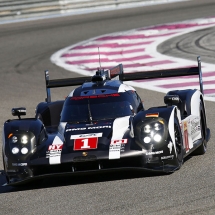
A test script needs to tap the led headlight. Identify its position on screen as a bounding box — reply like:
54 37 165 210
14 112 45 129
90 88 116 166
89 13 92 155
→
21 147 28 154
12 147 19 154
144 125 151 133
11 136 18 143
154 122 162 131
154 134 162 142
144 136 151 143
21 135 28 144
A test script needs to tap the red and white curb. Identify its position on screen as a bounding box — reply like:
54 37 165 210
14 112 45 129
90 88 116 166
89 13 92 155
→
51 17 215 101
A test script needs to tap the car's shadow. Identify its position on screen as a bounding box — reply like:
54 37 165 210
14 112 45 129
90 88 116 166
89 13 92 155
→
0 168 166 193
0 156 193 193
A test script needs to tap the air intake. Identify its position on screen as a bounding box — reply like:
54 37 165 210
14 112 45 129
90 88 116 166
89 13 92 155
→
91 69 110 82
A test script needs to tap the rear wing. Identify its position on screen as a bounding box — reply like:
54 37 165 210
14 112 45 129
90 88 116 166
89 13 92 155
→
44 64 124 102
45 57 203 102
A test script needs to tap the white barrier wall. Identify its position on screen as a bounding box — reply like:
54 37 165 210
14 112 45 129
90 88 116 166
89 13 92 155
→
0 0 163 22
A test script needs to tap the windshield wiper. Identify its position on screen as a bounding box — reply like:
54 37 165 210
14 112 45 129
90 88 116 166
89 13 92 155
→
88 99 93 124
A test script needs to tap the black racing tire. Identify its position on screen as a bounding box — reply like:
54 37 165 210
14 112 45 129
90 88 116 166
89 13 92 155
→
2 150 9 184
174 116 184 169
192 101 207 155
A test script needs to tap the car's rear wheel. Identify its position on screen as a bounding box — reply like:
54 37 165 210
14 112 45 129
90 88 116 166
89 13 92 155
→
192 101 207 155
174 116 183 169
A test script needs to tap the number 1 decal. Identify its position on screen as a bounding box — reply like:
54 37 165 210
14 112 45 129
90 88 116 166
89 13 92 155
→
74 137 98 150
81 139 90 149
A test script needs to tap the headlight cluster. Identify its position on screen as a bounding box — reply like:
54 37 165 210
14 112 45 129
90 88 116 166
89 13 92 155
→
141 120 165 144
9 134 29 155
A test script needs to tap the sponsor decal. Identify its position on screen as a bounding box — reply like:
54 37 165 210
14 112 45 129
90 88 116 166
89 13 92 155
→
67 128 86 132
46 144 63 159
191 117 199 126
71 93 120 100
109 143 121 159
111 139 128 144
88 126 111 129
183 121 189 152
48 144 63 151
171 97 179 101
190 117 200 135
161 155 174 160
167 141 173 154
78 133 99 137
111 139 128 153
70 133 102 139
12 163 27 166
145 113 159 118
191 125 200 135
47 135 64 165
146 150 163 155
67 126 111 131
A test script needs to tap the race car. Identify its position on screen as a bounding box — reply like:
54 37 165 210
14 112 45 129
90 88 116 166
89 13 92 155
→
2 57 210 186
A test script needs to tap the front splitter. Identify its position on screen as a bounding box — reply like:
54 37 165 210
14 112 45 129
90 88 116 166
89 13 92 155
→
3 166 173 186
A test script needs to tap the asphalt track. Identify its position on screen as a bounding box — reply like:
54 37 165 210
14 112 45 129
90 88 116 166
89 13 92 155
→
0 0 215 214
158 26 215 64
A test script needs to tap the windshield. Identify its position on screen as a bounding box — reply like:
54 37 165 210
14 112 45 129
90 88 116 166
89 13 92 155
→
61 93 133 122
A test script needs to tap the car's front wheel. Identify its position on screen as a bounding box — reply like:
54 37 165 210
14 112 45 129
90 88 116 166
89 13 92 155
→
2 150 9 184
174 116 184 169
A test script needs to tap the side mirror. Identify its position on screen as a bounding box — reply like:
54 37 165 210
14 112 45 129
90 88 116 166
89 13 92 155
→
11 107 26 119
164 95 180 106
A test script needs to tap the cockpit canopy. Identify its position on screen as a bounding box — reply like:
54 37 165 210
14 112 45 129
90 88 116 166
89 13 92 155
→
61 92 136 123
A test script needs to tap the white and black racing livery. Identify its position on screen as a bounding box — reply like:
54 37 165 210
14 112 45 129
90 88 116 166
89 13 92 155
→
2 57 210 186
